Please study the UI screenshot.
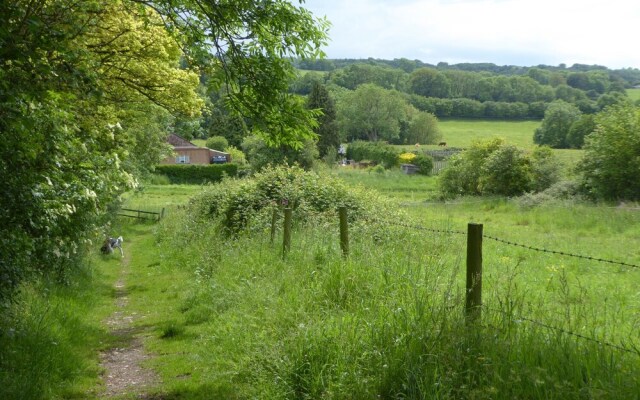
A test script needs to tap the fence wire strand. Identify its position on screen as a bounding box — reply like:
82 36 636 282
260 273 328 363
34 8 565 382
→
368 217 640 270
482 233 640 270
365 217 467 237
483 306 640 357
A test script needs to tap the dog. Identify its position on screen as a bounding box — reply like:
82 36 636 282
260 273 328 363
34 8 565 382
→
101 236 124 258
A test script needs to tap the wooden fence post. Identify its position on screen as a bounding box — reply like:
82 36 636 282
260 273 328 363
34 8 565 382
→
339 207 349 258
466 223 483 323
282 208 292 258
270 208 278 244
160 208 165 221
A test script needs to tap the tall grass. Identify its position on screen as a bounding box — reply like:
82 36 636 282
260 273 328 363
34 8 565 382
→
144 195 640 398
0 259 112 399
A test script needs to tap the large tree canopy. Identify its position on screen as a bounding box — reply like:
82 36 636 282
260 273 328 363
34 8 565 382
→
0 0 328 299
134 0 329 146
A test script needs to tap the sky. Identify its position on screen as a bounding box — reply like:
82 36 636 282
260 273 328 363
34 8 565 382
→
300 0 640 69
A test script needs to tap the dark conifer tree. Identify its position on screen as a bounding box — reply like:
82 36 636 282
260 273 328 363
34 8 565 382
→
307 82 339 157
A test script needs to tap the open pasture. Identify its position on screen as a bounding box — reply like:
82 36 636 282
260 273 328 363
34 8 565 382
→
437 118 541 148
627 88 640 102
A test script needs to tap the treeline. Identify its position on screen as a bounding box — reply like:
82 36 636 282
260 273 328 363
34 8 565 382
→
290 59 639 120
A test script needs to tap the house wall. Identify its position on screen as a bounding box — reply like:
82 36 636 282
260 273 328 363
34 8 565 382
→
160 147 232 165
160 148 212 165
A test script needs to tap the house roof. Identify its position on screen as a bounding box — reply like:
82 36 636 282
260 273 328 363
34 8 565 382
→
167 133 197 147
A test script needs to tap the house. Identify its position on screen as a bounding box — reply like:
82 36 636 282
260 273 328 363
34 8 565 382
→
160 134 231 165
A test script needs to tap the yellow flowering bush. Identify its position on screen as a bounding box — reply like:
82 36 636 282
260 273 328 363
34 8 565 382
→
398 152 417 164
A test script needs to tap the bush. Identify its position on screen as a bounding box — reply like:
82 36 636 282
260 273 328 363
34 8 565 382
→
578 104 640 200
205 135 229 151
439 139 560 198
481 145 533 196
518 180 581 208
398 152 416 164
188 165 398 234
412 153 434 175
346 141 398 168
242 135 318 172
155 164 238 184
225 145 247 165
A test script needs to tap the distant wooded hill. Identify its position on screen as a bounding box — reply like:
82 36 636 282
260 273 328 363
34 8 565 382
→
291 58 640 120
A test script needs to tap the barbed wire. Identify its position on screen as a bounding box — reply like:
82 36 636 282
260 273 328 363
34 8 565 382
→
482 233 640 270
365 217 467 236
365 217 640 270
402 198 640 212
483 305 640 357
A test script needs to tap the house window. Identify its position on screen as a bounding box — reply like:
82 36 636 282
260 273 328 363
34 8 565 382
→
176 155 190 164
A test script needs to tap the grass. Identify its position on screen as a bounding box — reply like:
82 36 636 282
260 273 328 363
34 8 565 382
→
95 172 638 398
3 161 637 398
627 88 640 102
438 118 542 148
122 184 207 213
0 218 156 399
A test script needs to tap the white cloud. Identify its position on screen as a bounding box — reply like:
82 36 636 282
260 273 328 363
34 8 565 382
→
302 0 640 68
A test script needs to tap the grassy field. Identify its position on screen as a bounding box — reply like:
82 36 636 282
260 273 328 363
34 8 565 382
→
627 88 640 102
92 173 640 398
5 172 638 399
437 118 541 148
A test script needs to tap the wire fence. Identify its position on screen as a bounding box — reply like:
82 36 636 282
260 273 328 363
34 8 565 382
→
365 215 640 356
372 217 640 270
270 207 640 357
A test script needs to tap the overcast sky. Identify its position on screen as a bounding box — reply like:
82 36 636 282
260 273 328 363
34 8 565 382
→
300 0 640 69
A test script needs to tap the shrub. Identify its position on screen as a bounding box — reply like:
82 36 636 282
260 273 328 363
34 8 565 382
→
518 180 581 208
225 145 247 165
205 135 229 151
439 139 560 198
439 138 504 197
188 165 398 234
346 141 398 168
577 104 640 200
412 153 434 175
155 164 238 184
398 152 416 164
480 145 533 196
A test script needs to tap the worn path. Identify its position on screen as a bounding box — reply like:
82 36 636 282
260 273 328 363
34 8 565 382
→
99 248 160 398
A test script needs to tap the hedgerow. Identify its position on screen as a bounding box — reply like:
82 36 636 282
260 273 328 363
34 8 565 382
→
155 164 238 184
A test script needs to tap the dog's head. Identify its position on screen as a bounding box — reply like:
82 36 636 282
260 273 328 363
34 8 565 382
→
117 236 124 243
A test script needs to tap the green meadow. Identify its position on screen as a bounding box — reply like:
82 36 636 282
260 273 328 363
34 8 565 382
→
437 118 541 148
627 88 640 102
4 166 639 398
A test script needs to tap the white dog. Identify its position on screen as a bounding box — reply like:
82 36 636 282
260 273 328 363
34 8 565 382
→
101 236 124 258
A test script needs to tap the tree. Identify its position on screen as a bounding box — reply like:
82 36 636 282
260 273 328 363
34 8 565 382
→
578 104 640 200
140 0 329 147
0 0 204 298
566 114 596 148
337 84 410 142
0 0 328 299
241 135 318 171
405 111 442 145
409 68 451 98
306 82 339 157
533 100 582 148
206 136 229 151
